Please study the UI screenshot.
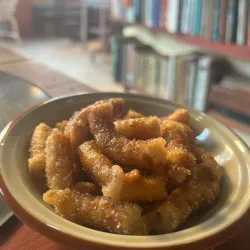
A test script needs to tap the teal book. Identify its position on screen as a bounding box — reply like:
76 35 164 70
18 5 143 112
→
212 0 221 41
192 0 202 36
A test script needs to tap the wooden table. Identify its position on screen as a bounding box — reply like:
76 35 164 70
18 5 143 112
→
0 60 249 250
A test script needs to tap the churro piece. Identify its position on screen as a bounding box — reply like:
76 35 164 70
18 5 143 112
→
124 109 144 119
87 102 167 171
161 120 196 168
145 153 222 234
74 182 101 195
45 129 78 189
166 108 189 124
55 120 68 133
28 123 52 178
64 98 124 149
114 116 161 140
43 189 148 235
120 170 167 202
78 141 124 200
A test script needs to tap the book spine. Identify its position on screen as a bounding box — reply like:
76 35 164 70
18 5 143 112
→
152 0 161 27
160 0 167 28
159 58 167 98
236 0 248 45
192 0 202 36
186 58 198 107
203 0 214 39
165 56 177 101
199 0 206 37
193 56 213 112
111 36 121 82
225 0 239 43
145 0 153 27
212 0 221 41
180 0 191 34
248 1 250 46
188 0 195 34
219 0 227 42
154 58 161 95
134 0 141 22
166 0 180 33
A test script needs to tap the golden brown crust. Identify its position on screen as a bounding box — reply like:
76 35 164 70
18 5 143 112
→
64 98 124 150
124 109 144 119
166 108 189 124
145 153 222 234
28 123 52 178
74 182 102 196
120 170 167 202
114 116 161 140
45 129 78 189
55 120 68 133
43 189 148 235
87 102 167 171
78 141 124 200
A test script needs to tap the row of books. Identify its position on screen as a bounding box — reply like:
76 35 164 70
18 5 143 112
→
110 0 250 45
111 36 222 111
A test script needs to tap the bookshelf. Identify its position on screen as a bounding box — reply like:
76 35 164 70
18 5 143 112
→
110 17 250 61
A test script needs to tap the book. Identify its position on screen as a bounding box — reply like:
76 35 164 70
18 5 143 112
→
158 57 168 98
203 0 214 39
193 56 213 111
166 0 180 33
186 55 199 107
176 55 189 105
134 0 141 22
225 0 239 43
212 0 221 41
154 57 161 95
165 56 177 101
152 0 161 28
219 0 227 42
236 0 248 45
111 36 122 82
180 0 192 34
160 0 168 28
192 0 202 36
188 0 195 34
145 0 153 27
199 0 207 37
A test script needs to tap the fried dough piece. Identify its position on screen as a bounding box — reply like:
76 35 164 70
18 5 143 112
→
87 102 167 171
78 141 124 200
74 182 101 195
64 98 124 149
43 189 148 235
165 108 189 124
161 120 196 168
114 116 161 140
145 153 222 234
45 129 78 189
120 170 167 202
55 120 68 133
124 109 144 119
28 123 52 178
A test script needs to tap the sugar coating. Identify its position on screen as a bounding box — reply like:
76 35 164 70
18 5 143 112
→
87 102 167 171
45 129 78 189
166 108 190 124
145 153 222 234
43 189 148 235
114 116 161 140
28 123 52 178
64 98 124 150
124 109 144 119
55 120 68 133
74 182 102 196
78 140 124 200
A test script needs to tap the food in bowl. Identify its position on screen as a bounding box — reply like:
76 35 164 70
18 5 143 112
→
27 98 222 235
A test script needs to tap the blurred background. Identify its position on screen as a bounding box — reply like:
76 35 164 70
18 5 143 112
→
0 0 249 145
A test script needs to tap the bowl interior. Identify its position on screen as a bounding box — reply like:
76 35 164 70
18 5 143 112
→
1 93 250 249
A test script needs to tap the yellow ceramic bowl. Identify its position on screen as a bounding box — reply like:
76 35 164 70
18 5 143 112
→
1 93 250 250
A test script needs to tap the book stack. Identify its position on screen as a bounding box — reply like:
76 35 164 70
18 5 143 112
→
111 36 222 111
110 0 250 45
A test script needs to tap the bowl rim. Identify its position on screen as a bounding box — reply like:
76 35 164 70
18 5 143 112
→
0 92 250 250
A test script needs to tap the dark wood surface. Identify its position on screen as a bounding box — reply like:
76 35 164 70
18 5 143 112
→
0 60 250 249
109 17 250 61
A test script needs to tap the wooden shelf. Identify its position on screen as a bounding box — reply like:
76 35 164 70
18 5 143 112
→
110 16 250 61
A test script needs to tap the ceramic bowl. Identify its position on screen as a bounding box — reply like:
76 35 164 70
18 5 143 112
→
0 93 250 250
